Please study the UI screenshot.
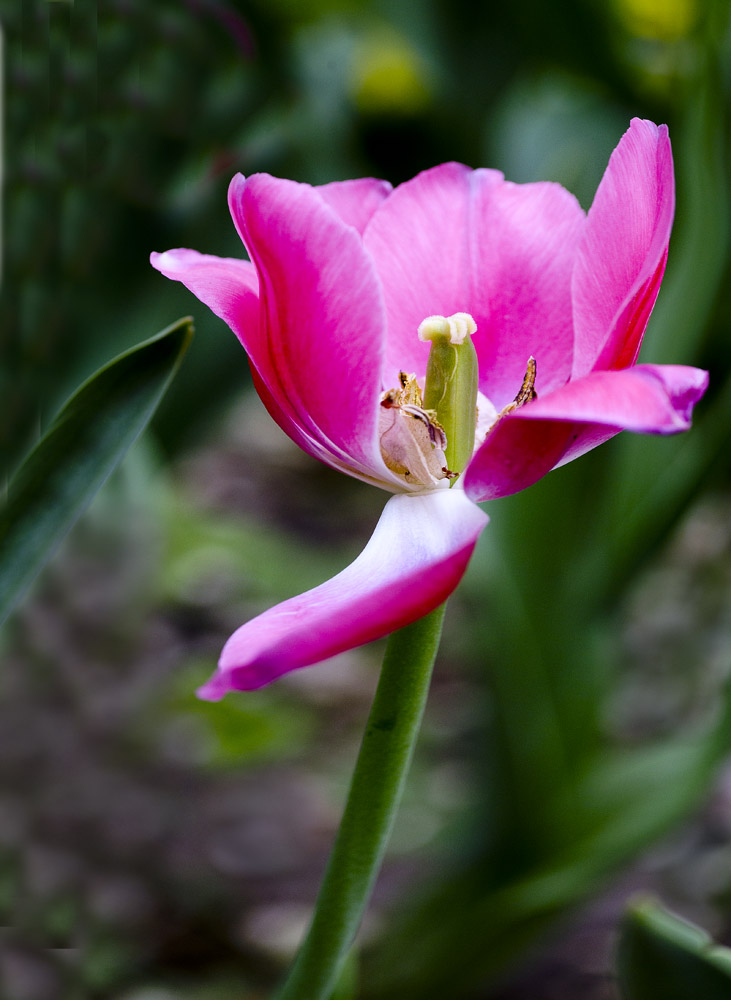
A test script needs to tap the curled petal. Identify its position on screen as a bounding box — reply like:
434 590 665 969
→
572 119 675 376
149 249 363 479
363 162 585 405
150 248 259 334
198 490 489 697
230 173 393 484
463 364 708 501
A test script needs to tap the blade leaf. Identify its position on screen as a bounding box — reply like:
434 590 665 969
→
0 317 193 627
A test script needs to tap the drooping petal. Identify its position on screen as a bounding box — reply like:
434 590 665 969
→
315 177 393 233
363 162 585 407
149 248 332 466
463 364 708 501
229 172 394 484
572 118 674 377
198 489 489 697
150 248 259 333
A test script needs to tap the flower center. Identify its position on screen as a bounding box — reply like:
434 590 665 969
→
379 313 539 492
379 312 479 490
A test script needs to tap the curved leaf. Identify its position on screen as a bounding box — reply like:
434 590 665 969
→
0 317 193 627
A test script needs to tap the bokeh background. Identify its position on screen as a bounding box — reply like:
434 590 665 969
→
3 0 731 997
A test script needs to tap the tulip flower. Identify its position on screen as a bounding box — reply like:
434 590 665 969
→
151 118 707 698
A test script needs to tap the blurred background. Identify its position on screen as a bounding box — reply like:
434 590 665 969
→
2 0 731 997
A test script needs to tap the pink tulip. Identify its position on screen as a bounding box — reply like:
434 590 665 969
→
152 118 707 698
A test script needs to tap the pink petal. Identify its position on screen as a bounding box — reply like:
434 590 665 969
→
363 162 585 407
198 489 489 697
150 248 259 332
250 367 402 490
572 119 674 377
315 177 393 233
150 248 326 467
463 364 708 501
230 173 392 483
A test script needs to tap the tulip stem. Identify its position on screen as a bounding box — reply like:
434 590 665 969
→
273 602 448 1000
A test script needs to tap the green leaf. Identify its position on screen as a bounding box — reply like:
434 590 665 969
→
0 317 193 627
617 898 731 1000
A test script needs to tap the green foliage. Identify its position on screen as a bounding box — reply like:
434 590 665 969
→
162 502 351 603
2 1 271 475
0 318 192 628
617 899 731 999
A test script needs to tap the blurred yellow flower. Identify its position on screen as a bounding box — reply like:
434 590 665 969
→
614 0 697 40
349 31 430 115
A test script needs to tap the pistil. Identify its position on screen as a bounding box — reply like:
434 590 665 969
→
418 313 479 478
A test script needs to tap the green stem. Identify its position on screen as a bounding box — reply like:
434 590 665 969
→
274 603 448 1000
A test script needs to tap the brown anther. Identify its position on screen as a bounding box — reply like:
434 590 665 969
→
513 356 537 407
496 358 538 421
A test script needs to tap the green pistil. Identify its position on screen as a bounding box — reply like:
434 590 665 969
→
419 313 479 478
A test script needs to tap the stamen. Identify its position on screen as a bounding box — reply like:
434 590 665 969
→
513 356 537 407
492 357 538 424
397 371 422 406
